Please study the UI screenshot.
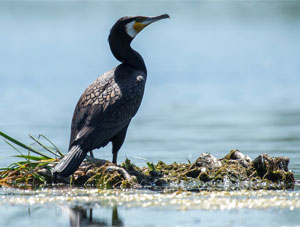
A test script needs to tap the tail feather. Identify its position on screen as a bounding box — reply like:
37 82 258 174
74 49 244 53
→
53 145 86 177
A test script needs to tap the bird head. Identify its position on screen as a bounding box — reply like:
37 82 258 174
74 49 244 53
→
109 14 170 43
108 14 170 66
123 14 170 38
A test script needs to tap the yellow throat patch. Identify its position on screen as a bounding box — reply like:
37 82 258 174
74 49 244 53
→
133 22 148 33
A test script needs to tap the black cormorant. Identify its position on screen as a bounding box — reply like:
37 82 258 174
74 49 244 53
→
53 14 170 177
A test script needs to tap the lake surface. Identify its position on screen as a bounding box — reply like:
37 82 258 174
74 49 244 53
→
1 1 300 226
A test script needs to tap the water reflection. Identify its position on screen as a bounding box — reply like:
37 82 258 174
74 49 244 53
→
1 189 300 226
67 206 123 227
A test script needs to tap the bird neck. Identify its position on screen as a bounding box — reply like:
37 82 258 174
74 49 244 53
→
109 38 147 73
126 47 147 73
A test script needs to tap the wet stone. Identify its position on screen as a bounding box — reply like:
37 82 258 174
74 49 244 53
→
192 153 222 170
224 149 252 168
252 154 292 180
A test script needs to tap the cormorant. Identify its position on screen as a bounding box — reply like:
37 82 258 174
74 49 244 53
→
53 14 170 177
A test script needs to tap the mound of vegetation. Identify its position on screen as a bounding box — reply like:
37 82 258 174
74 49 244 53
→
0 131 295 190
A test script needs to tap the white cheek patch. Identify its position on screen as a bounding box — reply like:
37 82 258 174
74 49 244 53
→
125 21 138 38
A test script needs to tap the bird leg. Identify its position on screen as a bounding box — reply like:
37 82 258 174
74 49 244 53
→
111 124 129 164
89 151 94 158
112 151 118 164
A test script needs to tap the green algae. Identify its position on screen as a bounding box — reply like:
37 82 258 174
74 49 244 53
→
65 150 294 191
1 150 295 190
0 129 296 191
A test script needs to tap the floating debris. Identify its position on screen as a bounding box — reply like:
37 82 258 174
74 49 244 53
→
0 131 295 190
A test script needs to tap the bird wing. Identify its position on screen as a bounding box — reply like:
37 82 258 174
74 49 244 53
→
69 73 121 147
68 68 144 151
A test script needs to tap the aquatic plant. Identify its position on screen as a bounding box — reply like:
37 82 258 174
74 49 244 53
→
0 131 295 190
0 131 62 189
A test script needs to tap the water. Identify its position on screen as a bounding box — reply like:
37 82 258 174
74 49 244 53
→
1 1 300 226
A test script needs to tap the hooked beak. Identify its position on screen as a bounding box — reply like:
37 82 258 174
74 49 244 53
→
126 14 170 38
133 14 170 33
143 14 170 24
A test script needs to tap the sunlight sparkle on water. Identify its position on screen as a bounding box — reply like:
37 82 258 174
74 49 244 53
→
1 188 299 211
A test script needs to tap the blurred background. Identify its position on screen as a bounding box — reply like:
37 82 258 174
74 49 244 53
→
0 1 300 178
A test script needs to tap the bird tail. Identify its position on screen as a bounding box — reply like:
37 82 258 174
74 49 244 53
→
52 145 86 178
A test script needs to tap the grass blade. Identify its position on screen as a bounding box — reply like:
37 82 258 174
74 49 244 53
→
4 140 29 162
13 155 47 161
29 134 61 158
146 162 156 172
39 134 63 157
0 131 51 159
